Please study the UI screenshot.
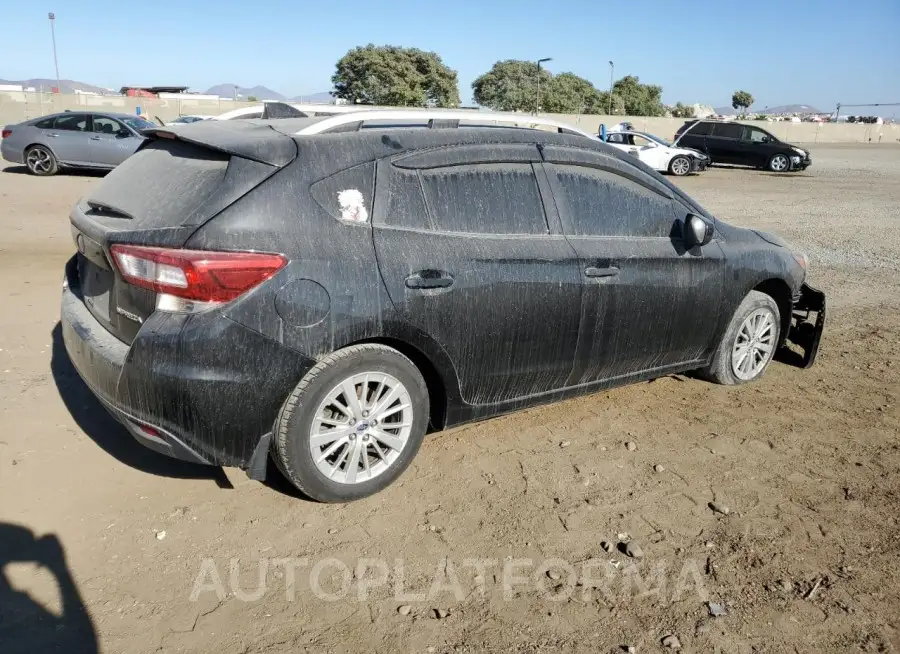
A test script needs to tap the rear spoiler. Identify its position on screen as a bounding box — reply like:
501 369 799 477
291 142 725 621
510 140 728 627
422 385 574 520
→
259 102 307 119
141 120 297 166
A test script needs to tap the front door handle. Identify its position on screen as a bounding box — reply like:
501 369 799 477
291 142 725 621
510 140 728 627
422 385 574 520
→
90 136 102 140
584 266 619 278
405 271 454 289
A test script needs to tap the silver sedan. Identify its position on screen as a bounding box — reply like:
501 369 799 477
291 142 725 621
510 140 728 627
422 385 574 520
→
0 111 155 176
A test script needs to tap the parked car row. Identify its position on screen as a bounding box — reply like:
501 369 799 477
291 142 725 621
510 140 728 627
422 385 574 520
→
598 119 812 174
59 109 826 502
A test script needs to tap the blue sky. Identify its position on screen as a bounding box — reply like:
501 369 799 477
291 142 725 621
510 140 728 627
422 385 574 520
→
3 0 899 112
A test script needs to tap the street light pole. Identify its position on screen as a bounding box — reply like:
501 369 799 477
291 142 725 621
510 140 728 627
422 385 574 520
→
536 57 552 115
608 61 614 115
48 13 60 94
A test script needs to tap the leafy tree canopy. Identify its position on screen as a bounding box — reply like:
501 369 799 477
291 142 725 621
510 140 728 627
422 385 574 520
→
332 44 460 107
611 75 665 116
732 90 754 112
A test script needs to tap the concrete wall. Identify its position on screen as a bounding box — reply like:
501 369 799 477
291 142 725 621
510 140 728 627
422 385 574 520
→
2 91 897 144
0 91 258 125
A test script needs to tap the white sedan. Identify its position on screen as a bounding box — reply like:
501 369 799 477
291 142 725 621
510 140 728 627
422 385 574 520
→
603 130 709 176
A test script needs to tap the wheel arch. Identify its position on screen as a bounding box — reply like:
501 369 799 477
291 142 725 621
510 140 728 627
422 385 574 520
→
752 278 793 345
343 335 456 432
23 142 61 168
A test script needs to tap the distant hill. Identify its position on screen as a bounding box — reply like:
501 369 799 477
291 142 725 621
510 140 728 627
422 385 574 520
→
0 77 114 94
714 103 823 116
205 84 285 101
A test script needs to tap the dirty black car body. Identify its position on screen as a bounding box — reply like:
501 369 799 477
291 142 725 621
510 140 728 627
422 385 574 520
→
61 117 825 501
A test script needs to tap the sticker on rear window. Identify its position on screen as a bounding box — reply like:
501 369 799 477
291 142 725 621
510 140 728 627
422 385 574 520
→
337 189 368 223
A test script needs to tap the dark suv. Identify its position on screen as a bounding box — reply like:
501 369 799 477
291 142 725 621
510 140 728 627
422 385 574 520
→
61 114 825 502
675 120 812 172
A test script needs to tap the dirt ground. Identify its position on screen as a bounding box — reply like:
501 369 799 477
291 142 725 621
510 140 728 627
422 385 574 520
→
1 145 899 654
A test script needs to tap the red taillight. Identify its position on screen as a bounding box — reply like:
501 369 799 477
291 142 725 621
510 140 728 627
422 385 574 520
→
1 129 11 139
109 245 287 303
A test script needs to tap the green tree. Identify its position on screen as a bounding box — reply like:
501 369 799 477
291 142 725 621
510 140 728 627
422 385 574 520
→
731 90 754 114
670 102 695 118
472 60 553 112
543 72 604 113
246 95 258 102
332 44 460 107
609 76 665 116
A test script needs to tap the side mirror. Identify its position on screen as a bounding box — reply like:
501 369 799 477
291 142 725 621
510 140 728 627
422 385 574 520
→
117 128 131 138
684 214 713 248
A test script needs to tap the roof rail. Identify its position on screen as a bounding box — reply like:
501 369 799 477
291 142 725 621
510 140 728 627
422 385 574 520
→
292 109 598 139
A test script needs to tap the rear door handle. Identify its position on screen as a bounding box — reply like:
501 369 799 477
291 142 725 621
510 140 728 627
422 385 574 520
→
46 133 58 138
584 266 619 278
405 272 454 289
90 136 101 140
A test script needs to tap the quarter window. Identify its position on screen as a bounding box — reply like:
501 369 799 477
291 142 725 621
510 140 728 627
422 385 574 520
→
549 164 677 238
35 117 55 129
685 121 712 136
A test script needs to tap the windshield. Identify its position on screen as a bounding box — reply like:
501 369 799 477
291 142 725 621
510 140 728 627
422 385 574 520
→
120 116 156 130
637 132 673 147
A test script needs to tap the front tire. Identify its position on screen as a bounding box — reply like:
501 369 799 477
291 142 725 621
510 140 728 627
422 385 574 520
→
25 145 59 176
700 291 781 385
274 344 429 502
668 155 692 176
768 153 790 173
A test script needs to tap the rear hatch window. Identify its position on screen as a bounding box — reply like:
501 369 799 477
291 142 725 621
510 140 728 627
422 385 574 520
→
69 129 294 344
83 140 229 225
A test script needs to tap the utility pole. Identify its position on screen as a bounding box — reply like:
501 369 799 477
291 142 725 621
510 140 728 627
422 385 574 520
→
608 61 614 115
48 13 60 95
536 57 552 115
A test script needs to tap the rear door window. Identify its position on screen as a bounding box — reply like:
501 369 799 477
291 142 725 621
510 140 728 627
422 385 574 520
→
548 164 678 238
382 162 548 235
420 164 548 234
54 114 89 132
711 123 742 139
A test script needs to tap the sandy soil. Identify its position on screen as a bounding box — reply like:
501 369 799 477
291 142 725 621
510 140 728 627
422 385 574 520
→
1 145 899 654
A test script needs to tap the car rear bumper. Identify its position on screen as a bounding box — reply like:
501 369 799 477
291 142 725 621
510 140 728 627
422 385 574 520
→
779 283 826 368
60 255 316 469
1 139 24 164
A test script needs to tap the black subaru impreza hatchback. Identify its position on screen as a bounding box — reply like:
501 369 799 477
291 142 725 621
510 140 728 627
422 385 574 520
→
61 113 825 502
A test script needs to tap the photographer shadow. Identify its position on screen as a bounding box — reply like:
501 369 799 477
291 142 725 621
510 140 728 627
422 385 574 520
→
0 523 98 654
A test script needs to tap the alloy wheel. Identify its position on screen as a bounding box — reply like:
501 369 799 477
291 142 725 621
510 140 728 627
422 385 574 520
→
308 372 413 484
26 148 53 174
770 155 789 172
731 308 777 381
671 157 691 176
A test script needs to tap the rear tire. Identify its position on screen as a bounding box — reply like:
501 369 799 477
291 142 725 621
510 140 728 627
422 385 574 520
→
274 344 429 502
25 145 59 176
668 155 692 176
700 290 781 385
